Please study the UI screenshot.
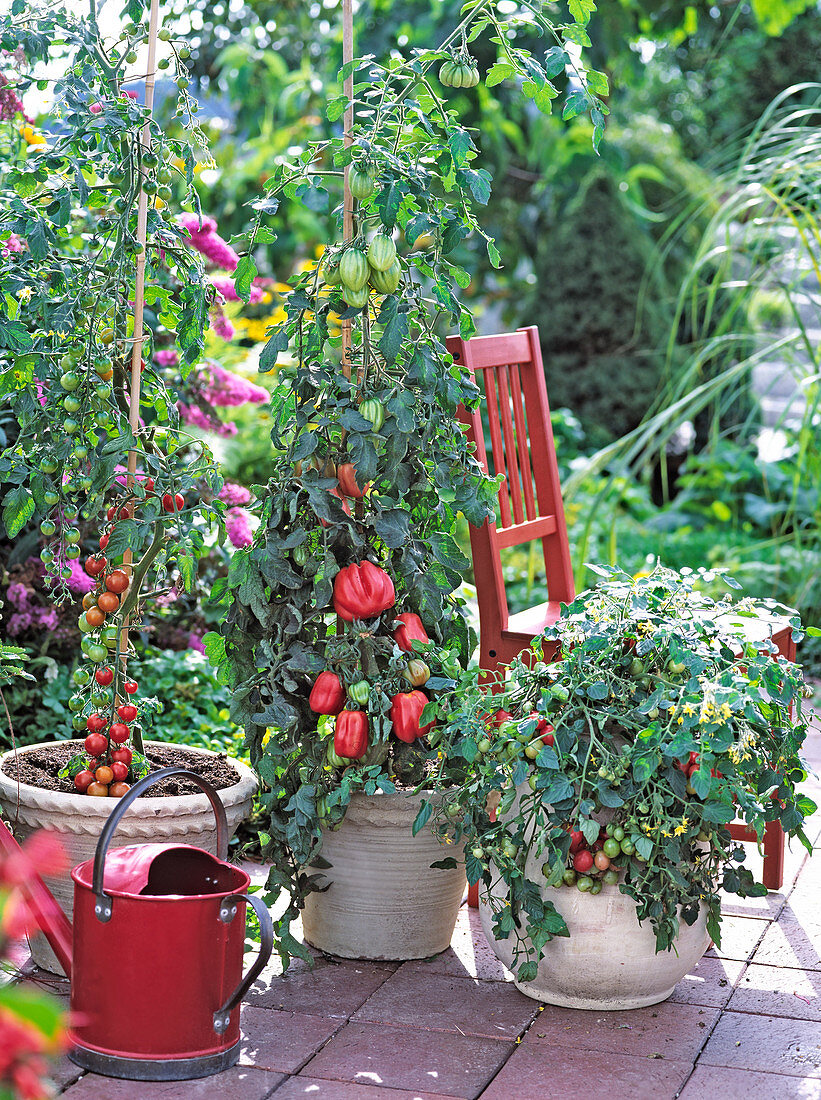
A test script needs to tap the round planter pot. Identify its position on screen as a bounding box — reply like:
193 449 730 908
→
0 740 257 974
301 790 466 961
479 873 710 1010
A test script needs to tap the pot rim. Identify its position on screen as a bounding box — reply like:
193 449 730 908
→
0 740 257 814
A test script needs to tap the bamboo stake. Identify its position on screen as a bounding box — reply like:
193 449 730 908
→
119 0 161 698
341 0 354 381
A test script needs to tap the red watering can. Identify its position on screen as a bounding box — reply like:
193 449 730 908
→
0 767 274 1082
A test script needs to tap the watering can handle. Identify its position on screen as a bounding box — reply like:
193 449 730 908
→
92 767 229 922
212 893 275 1035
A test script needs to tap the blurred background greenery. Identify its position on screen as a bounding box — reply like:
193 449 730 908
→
3 0 820 753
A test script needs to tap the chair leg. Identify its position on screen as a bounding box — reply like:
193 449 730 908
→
761 819 785 891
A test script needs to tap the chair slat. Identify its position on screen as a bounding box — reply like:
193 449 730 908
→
483 369 513 529
509 364 537 521
495 515 557 548
496 365 525 526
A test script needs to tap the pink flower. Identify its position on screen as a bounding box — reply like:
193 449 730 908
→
154 349 179 366
1 233 23 257
0 73 27 122
203 364 268 407
218 482 252 506
89 102 102 114
188 632 206 654
211 309 235 342
225 507 254 548
209 275 264 304
65 559 95 596
177 402 238 437
178 213 239 271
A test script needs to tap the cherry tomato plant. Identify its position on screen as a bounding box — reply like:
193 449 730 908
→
204 2 609 969
432 565 815 984
0 4 226 794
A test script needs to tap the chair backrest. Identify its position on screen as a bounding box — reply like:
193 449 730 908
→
446 326 575 636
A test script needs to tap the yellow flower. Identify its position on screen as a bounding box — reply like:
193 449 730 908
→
682 703 695 716
669 704 677 715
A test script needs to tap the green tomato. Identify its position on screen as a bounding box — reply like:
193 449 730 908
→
471 846 484 860
576 875 593 893
562 869 577 886
68 694 85 713
43 490 59 506
603 838 621 858
40 548 54 565
65 545 81 560
589 880 603 895
63 418 80 435
63 395 81 414
612 826 625 843
339 248 369 291
72 714 87 732
602 868 620 886
359 398 385 432
620 839 635 856
348 165 376 201
347 680 370 705
86 643 108 663
40 458 58 474
60 371 80 392
502 840 517 859
40 519 57 537
367 234 397 272
64 526 80 544
476 737 492 754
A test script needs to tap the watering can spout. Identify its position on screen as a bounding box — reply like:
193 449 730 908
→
0 818 73 976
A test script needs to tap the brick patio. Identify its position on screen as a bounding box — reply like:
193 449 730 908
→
15 724 821 1100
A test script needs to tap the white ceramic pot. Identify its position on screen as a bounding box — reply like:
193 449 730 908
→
0 740 257 974
301 791 466 960
479 872 710 1010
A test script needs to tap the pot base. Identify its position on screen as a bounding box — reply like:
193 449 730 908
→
68 1041 239 1081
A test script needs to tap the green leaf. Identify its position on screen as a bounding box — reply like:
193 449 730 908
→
486 239 501 269
326 94 348 122
26 220 47 261
201 631 226 666
233 254 257 303
562 89 590 121
569 0 596 25
587 69 610 97
485 61 515 87
412 799 432 836
378 303 409 363
2 485 33 538
586 682 608 700
0 318 33 352
259 327 289 372
543 46 569 77
447 128 474 168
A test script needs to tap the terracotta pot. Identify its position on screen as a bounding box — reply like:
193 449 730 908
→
0 741 257 974
301 791 465 960
479 870 709 1009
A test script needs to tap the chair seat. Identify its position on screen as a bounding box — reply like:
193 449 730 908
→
506 600 565 638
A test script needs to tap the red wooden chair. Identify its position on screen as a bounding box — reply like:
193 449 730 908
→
446 326 575 678
449 325 791 896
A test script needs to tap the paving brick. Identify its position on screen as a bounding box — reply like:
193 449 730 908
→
680 1065 821 1099
526 1001 720 1062
668 956 745 1008
58 1066 284 1099
400 907 512 983
239 1006 343 1073
752 917 821 971
49 1054 84 1091
727 963 821 1020
700 1011 821 1077
353 966 538 1040
481 1038 691 1100
705 914 770 961
302 1020 512 1098
247 959 394 1017
273 1077 466 1099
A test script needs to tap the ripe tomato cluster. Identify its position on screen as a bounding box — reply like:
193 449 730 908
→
553 822 634 894
74 682 139 797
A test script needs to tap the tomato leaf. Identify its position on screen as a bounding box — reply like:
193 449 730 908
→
2 485 34 538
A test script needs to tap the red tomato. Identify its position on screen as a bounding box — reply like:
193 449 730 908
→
105 570 129 593
594 851 611 871
118 506 130 520
110 747 133 767
110 762 129 782
162 492 185 513
74 769 94 793
86 714 107 734
117 704 137 722
85 606 105 628
84 731 108 756
109 723 130 744
87 782 109 797
144 477 155 493
95 667 114 687
123 679 138 695
85 556 107 576
97 591 120 613
95 765 114 785
99 533 110 550
569 830 585 853
106 505 117 521
573 849 595 873
109 782 130 798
